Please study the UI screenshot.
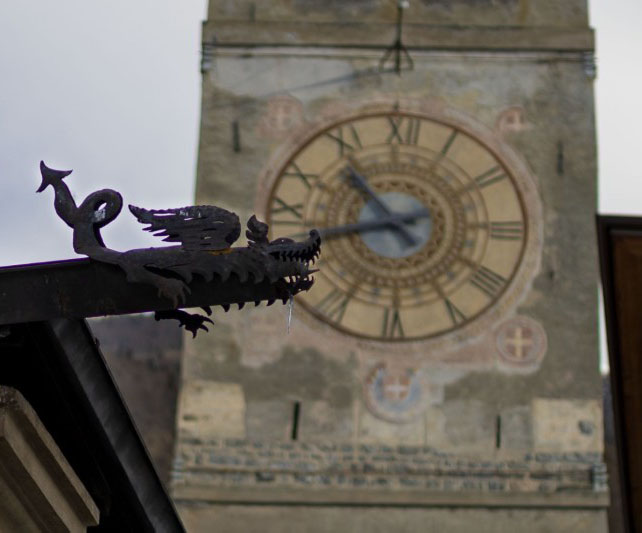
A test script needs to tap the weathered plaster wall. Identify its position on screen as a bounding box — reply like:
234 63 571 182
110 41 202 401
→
208 0 589 28
173 0 605 530
190 52 600 445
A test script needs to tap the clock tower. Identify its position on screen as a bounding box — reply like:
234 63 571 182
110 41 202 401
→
172 2 608 531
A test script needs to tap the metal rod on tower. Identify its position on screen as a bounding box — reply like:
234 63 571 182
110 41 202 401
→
379 0 413 75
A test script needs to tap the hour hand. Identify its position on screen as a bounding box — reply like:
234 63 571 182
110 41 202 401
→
320 208 430 239
343 165 417 246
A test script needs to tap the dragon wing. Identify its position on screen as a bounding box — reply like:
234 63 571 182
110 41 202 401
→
128 204 241 251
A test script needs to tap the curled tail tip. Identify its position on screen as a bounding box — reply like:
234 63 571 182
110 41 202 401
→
37 160 72 193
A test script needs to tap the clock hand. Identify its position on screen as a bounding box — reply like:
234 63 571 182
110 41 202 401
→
320 207 430 239
345 165 392 215
344 165 418 246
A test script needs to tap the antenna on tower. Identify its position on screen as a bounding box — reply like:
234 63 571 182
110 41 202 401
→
379 0 413 75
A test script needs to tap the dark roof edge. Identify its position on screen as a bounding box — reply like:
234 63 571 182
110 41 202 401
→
46 318 185 533
596 214 638 532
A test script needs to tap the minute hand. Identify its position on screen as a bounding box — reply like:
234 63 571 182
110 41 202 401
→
345 166 417 246
320 208 430 239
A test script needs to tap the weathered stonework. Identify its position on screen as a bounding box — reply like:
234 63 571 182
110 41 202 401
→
0 387 99 532
174 0 605 530
172 437 607 503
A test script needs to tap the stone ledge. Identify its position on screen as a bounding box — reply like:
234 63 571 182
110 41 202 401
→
203 21 594 52
172 484 609 509
0 386 99 532
171 438 607 507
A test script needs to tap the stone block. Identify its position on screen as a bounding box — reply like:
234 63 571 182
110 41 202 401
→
500 405 533 450
532 399 603 453
0 386 99 532
444 400 495 453
359 409 424 446
178 380 246 439
246 400 292 441
299 401 353 441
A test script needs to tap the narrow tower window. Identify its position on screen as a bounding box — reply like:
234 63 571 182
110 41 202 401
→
232 120 241 152
291 401 301 441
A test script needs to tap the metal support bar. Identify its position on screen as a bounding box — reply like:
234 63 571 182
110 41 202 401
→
0 258 292 326
378 4 413 74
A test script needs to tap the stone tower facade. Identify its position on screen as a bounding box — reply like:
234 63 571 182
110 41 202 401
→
171 2 608 531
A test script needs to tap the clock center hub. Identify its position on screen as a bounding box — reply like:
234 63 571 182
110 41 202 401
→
357 192 432 258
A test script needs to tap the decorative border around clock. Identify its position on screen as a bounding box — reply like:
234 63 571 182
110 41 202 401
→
256 98 543 356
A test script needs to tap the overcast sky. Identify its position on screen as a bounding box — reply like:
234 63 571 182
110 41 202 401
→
0 1 638 267
0 1 208 264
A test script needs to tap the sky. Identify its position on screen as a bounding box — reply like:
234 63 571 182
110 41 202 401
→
591 0 642 213
0 1 208 264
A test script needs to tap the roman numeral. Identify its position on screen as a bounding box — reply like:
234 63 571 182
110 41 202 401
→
325 125 362 157
283 162 318 189
441 130 458 155
444 299 466 325
468 221 524 241
382 308 404 339
489 221 524 241
457 166 508 196
316 289 350 323
386 116 421 145
470 266 506 298
474 166 506 188
271 197 303 222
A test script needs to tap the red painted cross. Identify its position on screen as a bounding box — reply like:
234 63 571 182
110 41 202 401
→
383 375 411 401
505 326 533 359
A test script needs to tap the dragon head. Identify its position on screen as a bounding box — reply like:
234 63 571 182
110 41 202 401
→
267 229 321 294
266 231 321 264
245 215 321 295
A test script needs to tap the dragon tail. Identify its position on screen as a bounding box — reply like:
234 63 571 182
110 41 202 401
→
37 160 72 193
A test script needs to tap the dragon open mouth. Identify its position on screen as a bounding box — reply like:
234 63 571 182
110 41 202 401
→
268 229 321 293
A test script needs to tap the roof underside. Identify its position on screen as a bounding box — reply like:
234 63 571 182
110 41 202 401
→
0 318 184 532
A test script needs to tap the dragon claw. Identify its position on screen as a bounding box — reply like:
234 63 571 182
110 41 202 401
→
185 315 214 338
155 309 214 338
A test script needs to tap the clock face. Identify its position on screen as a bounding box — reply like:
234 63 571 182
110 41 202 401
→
265 110 536 342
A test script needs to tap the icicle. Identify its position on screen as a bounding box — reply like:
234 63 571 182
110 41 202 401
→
287 294 294 334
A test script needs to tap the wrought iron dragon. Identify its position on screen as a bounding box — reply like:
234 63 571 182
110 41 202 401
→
37 161 320 336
